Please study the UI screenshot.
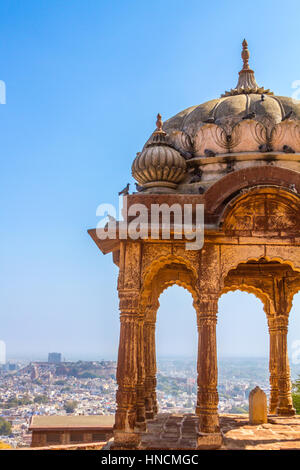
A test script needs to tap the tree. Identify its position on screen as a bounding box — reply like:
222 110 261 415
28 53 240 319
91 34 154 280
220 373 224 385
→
0 441 11 449
34 395 48 404
0 417 12 435
54 380 66 386
64 400 78 413
292 377 300 414
293 394 300 414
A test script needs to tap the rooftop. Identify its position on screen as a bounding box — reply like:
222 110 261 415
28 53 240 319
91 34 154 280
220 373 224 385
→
29 414 115 431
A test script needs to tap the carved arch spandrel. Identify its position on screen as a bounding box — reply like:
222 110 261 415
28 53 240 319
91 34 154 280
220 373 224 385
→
278 276 300 316
220 246 265 283
139 254 200 317
141 244 200 277
141 253 199 289
265 247 300 274
220 248 300 287
221 251 300 315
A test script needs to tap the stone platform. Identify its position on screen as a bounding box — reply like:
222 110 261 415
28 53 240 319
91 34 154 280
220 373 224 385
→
139 413 300 450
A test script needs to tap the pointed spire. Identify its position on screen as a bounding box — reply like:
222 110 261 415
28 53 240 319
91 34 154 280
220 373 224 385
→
147 113 172 146
156 113 163 132
241 39 250 71
153 113 166 136
221 39 273 97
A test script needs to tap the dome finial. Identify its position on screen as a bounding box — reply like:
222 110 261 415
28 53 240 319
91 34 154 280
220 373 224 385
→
156 113 163 132
153 113 166 136
241 39 250 71
221 39 273 97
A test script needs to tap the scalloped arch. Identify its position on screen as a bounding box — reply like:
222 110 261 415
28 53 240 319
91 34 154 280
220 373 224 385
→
140 254 199 313
221 255 300 314
221 253 300 284
221 284 271 316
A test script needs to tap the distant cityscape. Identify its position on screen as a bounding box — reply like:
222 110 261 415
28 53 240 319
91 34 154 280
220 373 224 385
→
1 355 300 448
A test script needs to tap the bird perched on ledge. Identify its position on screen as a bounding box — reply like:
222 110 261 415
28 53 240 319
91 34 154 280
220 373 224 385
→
203 117 215 124
282 110 293 121
242 111 256 120
135 183 145 192
190 174 202 183
283 145 295 153
118 183 130 196
204 148 216 157
290 184 298 193
189 167 203 183
259 143 273 152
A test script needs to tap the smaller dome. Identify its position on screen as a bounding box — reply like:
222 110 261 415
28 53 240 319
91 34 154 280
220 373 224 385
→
132 114 186 190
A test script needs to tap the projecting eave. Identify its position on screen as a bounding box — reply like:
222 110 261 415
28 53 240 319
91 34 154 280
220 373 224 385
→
88 228 120 255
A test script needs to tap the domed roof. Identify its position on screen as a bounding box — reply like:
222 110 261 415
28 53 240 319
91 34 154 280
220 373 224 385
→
163 39 300 142
132 114 186 191
132 40 300 194
164 94 300 137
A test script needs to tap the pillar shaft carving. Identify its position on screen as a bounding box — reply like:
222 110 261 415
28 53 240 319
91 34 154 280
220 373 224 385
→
144 318 158 419
195 294 220 433
135 314 146 430
275 314 295 416
269 275 295 416
114 289 141 447
267 316 279 414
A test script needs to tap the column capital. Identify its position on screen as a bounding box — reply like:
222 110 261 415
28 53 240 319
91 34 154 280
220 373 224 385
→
144 302 159 323
267 315 277 333
144 319 156 327
195 293 219 325
195 293 219 309
119 288 140 318
275 314 289 332
120 313 143 323
118 288 140 298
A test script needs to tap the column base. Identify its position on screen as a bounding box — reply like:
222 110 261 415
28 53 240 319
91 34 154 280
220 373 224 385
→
196 407 220 434
269 400 278 415
269 397 279 415
276 405 296 416
197 432 223 450
112 431 141 450
145 411 155 420
135 421 147 431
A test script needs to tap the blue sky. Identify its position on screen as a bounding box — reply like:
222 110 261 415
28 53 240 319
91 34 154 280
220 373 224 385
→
1 0 300 360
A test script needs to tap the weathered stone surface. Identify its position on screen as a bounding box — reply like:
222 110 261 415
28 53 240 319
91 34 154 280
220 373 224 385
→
137 413 300 450
221 414 300 450
249 387 268 425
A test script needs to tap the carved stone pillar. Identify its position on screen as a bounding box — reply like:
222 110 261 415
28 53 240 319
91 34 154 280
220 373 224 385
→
276 314 295 416
267 316 279 414
195 294 220 434
114 289 141 448
135 314 146 430
144 311 158 419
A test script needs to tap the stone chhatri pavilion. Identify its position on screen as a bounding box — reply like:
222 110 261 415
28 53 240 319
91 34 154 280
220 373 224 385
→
89 40 300 449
